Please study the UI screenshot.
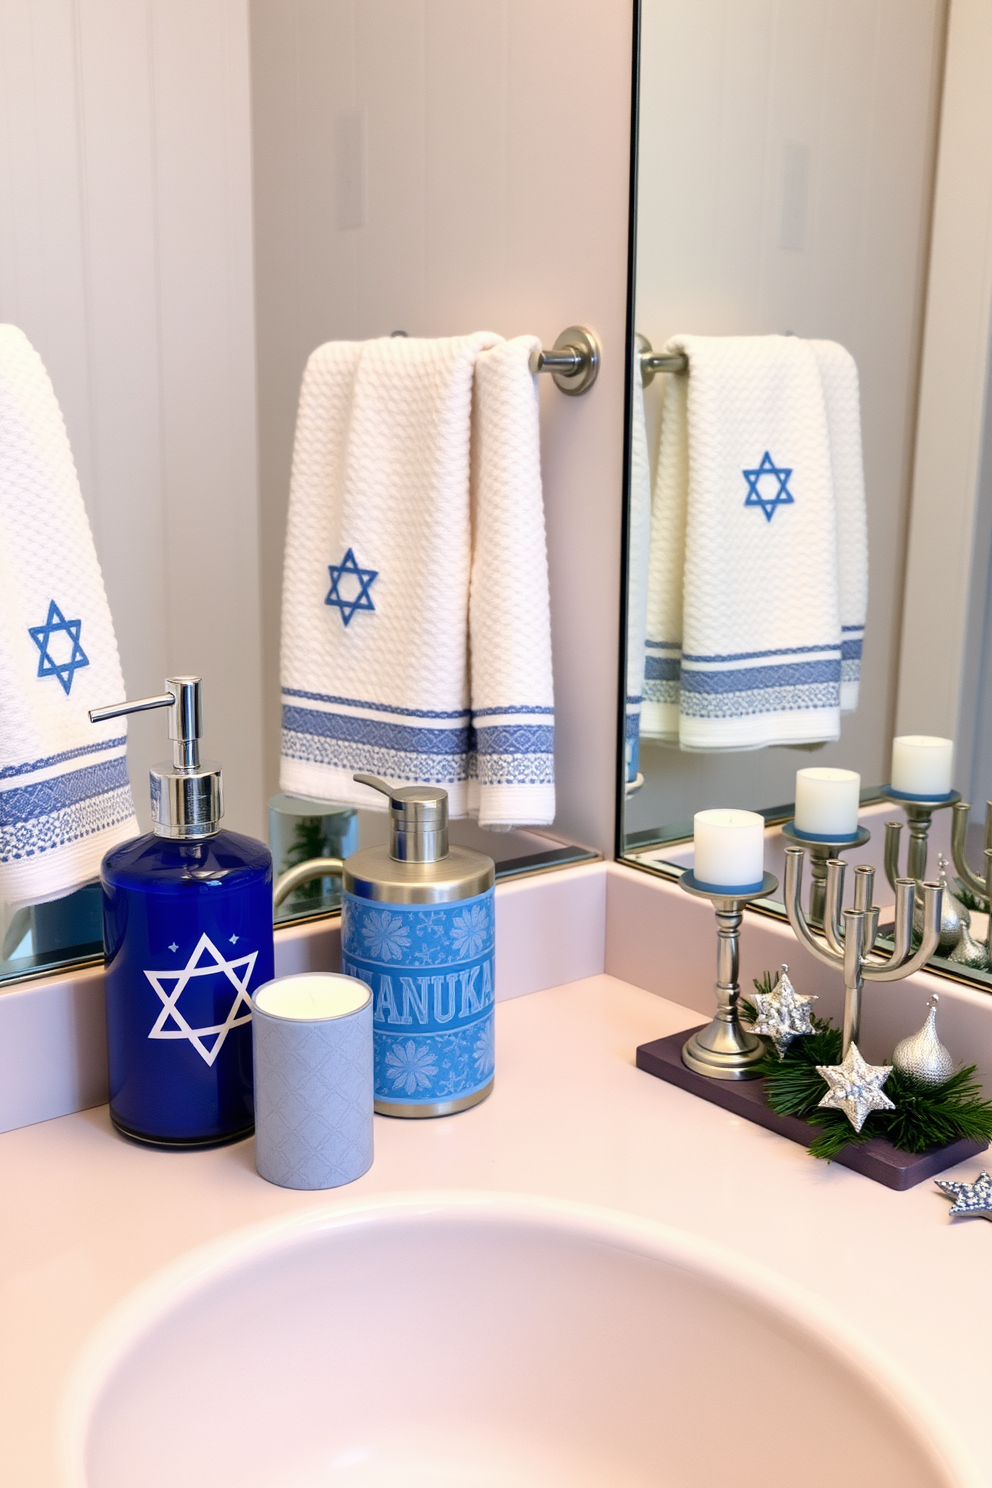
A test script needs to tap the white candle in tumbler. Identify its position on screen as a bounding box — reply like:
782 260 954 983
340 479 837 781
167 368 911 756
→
693 809 765 891
251 973 373 1191
890 736 954 798
794 768 861 839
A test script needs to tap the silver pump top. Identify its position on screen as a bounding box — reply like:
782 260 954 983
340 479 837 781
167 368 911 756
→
89 677 223 839
354 773 449 863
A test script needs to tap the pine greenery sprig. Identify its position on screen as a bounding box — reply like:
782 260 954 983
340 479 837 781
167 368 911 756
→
954 882 989 914
739 975 992 1161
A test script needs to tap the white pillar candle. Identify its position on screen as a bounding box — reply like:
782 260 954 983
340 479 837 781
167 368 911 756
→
890 736 954 798
794 767 861 840
251 973 373 1191
693 809 765 892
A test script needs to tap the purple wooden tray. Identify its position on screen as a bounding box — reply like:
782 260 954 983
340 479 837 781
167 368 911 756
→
636 1025 986 1191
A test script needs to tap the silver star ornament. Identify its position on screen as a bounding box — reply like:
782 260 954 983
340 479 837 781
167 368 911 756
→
816 1041 895 1132
750 963 817 1055
935 1171 992 1220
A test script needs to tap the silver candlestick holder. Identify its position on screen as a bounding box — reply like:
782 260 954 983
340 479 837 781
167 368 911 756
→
882 786 960 891
678 869 778 1080
784 847 942 1055
779 820 871 927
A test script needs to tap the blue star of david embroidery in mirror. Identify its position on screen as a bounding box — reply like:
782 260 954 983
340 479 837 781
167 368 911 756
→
325 547 378 626
742 451 795 523
28 600 90 694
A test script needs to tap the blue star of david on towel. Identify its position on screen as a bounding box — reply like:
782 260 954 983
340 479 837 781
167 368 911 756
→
742 451 795 522
325 548 378 626
28 600 89 694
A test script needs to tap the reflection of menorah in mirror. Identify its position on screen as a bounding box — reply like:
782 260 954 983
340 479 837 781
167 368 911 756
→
784 848 942 1054
951 799 992 908
882 786 959 892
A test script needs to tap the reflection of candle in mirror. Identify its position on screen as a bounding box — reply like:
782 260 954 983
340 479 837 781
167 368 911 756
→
693 809 765 892
890 736 954 797
794 768 860 840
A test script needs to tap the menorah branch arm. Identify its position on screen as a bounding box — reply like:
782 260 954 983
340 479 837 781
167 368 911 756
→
783 848 843 970
864 880 942 982
822 857 846 955
884 821 902 894
951 802 986 898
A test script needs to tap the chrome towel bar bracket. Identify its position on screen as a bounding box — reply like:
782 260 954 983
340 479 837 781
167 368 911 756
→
636 333 688 385
530 325 601 396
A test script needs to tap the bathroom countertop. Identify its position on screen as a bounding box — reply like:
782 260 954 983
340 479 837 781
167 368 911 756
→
1 973 989 1486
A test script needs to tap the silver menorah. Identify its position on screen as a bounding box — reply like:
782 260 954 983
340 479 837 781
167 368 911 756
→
784 848 942 1054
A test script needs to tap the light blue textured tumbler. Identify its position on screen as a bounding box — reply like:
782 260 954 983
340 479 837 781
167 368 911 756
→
250 973 373 1190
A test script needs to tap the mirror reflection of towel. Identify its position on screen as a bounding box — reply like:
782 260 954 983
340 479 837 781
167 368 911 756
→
641 333 867 752
625 349 653 783
0 326 137 910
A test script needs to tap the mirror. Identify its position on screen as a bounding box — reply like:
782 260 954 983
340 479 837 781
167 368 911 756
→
620 0 992 987
0 3 611 989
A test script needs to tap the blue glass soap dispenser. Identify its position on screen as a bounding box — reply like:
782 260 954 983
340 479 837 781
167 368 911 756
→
89 677 273 1147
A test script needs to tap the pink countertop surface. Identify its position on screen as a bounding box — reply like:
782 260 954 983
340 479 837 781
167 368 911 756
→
1 974 989 1486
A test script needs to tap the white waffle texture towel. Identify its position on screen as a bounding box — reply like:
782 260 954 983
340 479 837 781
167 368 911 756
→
0 325 137 909
280 332 555 829
625 349 652 782
642 333 867 750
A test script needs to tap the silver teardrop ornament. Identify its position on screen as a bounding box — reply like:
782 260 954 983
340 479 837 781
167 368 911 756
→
892 996 955 1086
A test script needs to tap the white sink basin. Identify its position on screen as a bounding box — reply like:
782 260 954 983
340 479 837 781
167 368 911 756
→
64 1193 967 1488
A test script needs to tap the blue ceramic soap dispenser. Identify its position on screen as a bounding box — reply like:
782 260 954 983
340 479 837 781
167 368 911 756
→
89 677 273 1147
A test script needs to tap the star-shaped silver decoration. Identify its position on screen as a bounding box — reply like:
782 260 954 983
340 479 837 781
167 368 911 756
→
816 1041 895 1132
144 932 256 1068
750 963 817 1055
935 1171 992 1220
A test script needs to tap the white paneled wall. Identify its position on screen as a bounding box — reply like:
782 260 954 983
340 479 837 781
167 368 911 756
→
250 0 635 854
627 0 946 834
0 0 265 837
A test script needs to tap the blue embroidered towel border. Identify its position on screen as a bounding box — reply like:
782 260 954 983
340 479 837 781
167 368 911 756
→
0 325 137 909
279 333 555 828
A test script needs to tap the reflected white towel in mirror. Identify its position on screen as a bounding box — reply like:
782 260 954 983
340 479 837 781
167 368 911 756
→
641 332 867 751
0 326 137 909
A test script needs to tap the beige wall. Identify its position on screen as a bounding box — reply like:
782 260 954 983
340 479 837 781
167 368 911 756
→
626 0 946 838
250 0 635 855
0 0 265 838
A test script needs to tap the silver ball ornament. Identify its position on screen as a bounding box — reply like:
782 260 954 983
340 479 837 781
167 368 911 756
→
891 995 954 1086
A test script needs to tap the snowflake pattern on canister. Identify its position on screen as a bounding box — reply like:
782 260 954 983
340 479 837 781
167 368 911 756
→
341 888 495 1107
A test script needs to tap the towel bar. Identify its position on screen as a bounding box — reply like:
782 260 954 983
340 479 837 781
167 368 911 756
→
393 324 607 397
530 325 601 396
636 334 688 385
